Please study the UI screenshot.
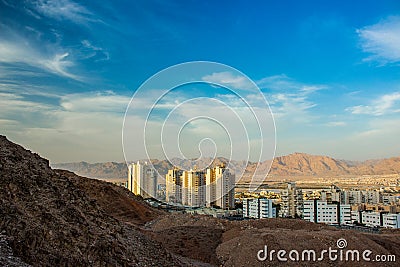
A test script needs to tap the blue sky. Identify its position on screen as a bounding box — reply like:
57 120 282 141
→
0 0 400 163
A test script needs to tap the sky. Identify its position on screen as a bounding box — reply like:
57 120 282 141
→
0 0 400 163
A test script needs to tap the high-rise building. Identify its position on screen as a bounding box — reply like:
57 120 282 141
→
243 198 276 219
279 182 303 218
206 164 235 209
165 168 183 204
127 161 157 198
182 169 206 207
165 165 235 208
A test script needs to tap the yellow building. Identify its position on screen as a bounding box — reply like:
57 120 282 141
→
165 168 183 203
206 164 235 209
128 161 157 198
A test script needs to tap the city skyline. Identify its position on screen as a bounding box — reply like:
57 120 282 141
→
1 1 400 163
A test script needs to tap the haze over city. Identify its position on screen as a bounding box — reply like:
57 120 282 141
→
1 0 400 163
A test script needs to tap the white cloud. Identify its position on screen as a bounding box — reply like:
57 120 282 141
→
346 91 400 116
257 74 324 123
357 16 400 64
0 31 79 79
0 90 132 162
60 91 130 112
31 0 96 25
81 40 110 61
325 121 347 127
258 74 325 92
202 71 255 90
0 92 53 113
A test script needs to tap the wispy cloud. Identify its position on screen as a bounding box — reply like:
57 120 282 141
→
202 71 254 90
357 15 400 64
201 72 324 121
258 74 324 121
60 91 129 112
258 74 326 92
81 40 110 61
346 91 400 116
325 121 347 127
0 25 80 80
31 0 97 25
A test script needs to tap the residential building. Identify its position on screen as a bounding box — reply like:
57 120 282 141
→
243 198 276 219
351 211 400 229
303 200 351 225
165 168 183 204
351 210 360 224
165 165 235 208
182 169 206 207
382 213 400 229
128 161 157 198
330 185 342 203
364 190 381 204
206 164 235 209
361 212 381 227
382 195 397 205
279 182 303 218
342 190 363 205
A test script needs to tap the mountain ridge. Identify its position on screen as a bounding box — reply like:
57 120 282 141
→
52 153 400 180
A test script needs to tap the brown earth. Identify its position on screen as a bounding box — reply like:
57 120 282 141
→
2 135 400 266
148 214 400 266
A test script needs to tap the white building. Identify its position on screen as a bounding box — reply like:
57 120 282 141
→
382 213 400 229
330 185 342 203
182 169 206 207
361 212 381 227
243 198 276 219
351 210 361 224
382 195 397 205
206 165 235 209
352 211 400 229
303 200 351 225
166 168 183 204
166 165 235 208
364 190 381 204
342 190 363 205
128 161 157 198
279 182 303 218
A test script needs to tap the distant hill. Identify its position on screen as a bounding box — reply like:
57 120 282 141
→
52 153 400 181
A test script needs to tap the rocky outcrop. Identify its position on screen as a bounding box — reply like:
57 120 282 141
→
0 135 183 266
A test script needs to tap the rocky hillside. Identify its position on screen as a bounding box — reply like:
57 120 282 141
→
0 135 184 266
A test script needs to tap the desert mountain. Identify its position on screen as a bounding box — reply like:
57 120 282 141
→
53 153 400 181
267 152 351 176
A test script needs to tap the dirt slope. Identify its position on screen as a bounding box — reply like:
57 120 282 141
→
0 135 183 266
